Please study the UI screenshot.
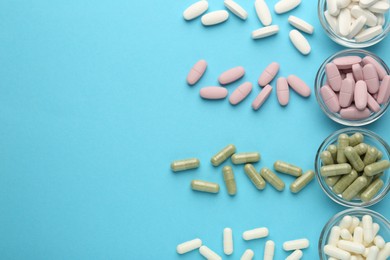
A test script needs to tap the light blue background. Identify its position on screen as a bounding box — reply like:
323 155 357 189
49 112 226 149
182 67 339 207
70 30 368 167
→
0 0 389 259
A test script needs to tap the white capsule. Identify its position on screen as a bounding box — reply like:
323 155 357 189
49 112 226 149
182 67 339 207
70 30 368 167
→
360 0 380 8
350 6 377 26
362 215 374 244
374 235 386 249
337 240 366 254
183 0 209 21
263 240 275 260
350 256 358 260
176 238 202 254
347 16 367 38
355 25 383 42
289 29 311 55
339 215 353 229
372 222 380 238
285 249 303 260
327 0 340 16
224 0 248 20
252 25 279 39
288 15 314 34
340 228 353 240
366 246 379 260
349 217 360 233
255 0 272 26
223 228 233 255
324 10 339 33
324 245 351 260
283 238 309 251
338 8 352 36
201 10 229 26
338 0 352 8
240 249 254 260
328 226 341 246
353 226 363 244
377 242 390 260
199 245 222 260
274 0 301 14
369 1 390 13
242 227 269 240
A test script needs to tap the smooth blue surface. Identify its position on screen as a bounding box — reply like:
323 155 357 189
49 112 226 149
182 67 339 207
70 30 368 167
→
0 1 389 259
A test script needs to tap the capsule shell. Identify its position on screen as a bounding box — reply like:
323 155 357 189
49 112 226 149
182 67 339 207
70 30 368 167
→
321 151 334 165
327 144 338 161
283 238 309 251
240 249 254 260
354 143 368 156
263 240 275 260
363 146 379 166
260 167 285 191
242 227 269 240
199 246 222 260
273 160 302 177
244 164 266 190
324 245 351 260
223 166 237 196
211 144 236 166
344 146 365 172
364 160 390 176
361 178 384 202
187 60 207 85
337 240 365 254
219 66 245 85
337 134 350 163
232 152 260 164
191 180 220 193
171 158 200 172
332 170 358 194
349 133 364 147
276 77 289 106
325 176 341 187
223 228 233 255
177 238 202 254
342 176 368 201
285 250 303 260
321 163 352 177
290 170 314 193
258 62 279 87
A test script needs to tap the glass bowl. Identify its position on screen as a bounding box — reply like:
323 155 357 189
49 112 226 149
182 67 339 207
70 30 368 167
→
318 0 390 48
318 208 390 260
315 127 390 207
315 49 390 126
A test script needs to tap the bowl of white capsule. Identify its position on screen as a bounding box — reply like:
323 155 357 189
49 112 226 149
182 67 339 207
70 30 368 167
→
318 208 390 259
318 0 390 48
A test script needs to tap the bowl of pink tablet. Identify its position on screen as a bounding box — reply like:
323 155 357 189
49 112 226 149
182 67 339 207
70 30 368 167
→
315 49 390 126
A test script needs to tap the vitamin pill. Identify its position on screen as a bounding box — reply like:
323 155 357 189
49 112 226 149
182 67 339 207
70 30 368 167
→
342 176 368 201
273 160 302 177
353 226 363 244
364 160 390 176
289 30 311 55
369 1 390 14
367 93 381 112
376 150 383 160
263 240 275 260
349 132 364 146
177 238 202 254
337 240 365 254
211 144 236 166
337 133 349 163
240 249 254 260
321 151 334 165
361 178 384 202
242 227 269 240
355 26 383 42
366 246 379 260
219 66 245 85
320 163 352 176
260 167 285 191
327 0 340 16
200 87 228 99
372 222 380 238
340 105 371 120
359 0 379 9
183 0 209 21
363 146 379 165
326 63 342 92
353 143 368 156
346 73 355 84
287 75 311 97
201 10 229 26
224 0 248 20
378 243 390 260
274 0 301 14
340 228 353 240
377 75 390 104
283 238 309 251
363 64 380 94
348 16 367 38
321 85 341 112
349 217 360 233
354 80 368 111
338 8 352 37
229 82 253 105
324 245 351 260
244 164 266 190
350 6 377 27
333 170 358 194
352 64 364 81
171 158 200 172
339 78 354 108
363 56 387 81
325 10 339 32
223 227 233 255
288 15 314 34
285 250 303 260
258 62 280 87
252 25 279 39
223 166 237 196
326 175 341 186
254 0 272 26
199 245 222 260
252 84 273 110
232 152 260 164
328 226 341 246
187 60 207 85
290 170 315 193
339 215 353 229
328 144 338 161
191 180 220 193
374 236 386 249
362 215 374 244
276 77 289 106
344 146 365 171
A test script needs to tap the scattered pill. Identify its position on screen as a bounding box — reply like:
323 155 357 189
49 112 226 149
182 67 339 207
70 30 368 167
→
219 66 245 85
171 158 200 172
287 75 311 97
229 82 253 105
263 240 275 260
240 249 254 260
252 84 273 110
223 228 233 255
211 144 236 166
224 0 248 20
244 164 266 190
187 60 207 86
232 152 260 164
274 0 301 14
223 166 237 195
191 180 220 193
200 86 228 99
177 238 202 254
183 0 209 21
242 227 269 240
289 29 311 55
252 25 279 39
288 15 314 34
283 238 310 251
274 160 302 177
201 10 229 26
285 249 303 260
255 0 272 26
260 167 285 191
199 245 222 260
276 77 290 106
258 62 280 87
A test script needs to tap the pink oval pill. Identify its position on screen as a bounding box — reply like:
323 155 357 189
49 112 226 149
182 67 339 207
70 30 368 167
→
229 82 253 105
346 73 355 84
339 78 355 108
252 84 272 110
363 64 380 94
287 75 311 97
187 60 207 86
325 63 342 92
367 93 381 112
276 77 289 106
258 62 280 87
321 85 341 113
340 105 371 120
200 86 228 99
333 56 362 70
354 80 368 111
218 66 245 85
363 56 387 80
352 64 364 81
377 75 390 104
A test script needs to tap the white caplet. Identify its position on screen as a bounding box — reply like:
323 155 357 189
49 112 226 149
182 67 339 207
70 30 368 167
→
240 249 254 260
359 0 380 8
274 0 301 14
183 0 209 21
338 0 351 8
288 15 314 34
223 228 233 255
327 0 340 16
350 5 378 26
285 250 303 260
252 25 279 39
255 0 272 26
289 29 311 55
355 25 383 42
338 8 352 36
201 10 229 26
176 238 202 254
369 1 390 13
348 16 367 38
199 246 222 260
324 10 339 33
224 0 248 20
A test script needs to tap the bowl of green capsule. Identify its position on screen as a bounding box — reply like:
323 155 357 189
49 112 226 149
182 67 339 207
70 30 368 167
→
315 127 390 207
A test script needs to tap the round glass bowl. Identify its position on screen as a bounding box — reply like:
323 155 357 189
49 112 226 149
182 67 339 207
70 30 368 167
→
318 208 390 260
315 49 390 126
315 127 390 207
318 0 390 48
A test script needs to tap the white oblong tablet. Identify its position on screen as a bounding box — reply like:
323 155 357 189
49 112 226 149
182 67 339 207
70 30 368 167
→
201 10 229 26
274 0 301 14
183 1 209 21
224 0 248 20
350 6 377 26
252 25 279 39
255 0 272 26
288 15 314 34
354 25 383 42
289 29 311 55
338 8 352 37
347 16 367 38
368 1 390 14
327 0 340 16
324 10 339 34
359 0 380 8
338 0 351 8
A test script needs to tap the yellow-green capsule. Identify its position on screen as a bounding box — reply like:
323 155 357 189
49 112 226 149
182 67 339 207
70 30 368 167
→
320 151 334 166
363 147 378 166
327 144 338 162
223 166 237 196
361 178 384 202
171 158 200 172
290 170 315 193
337 134 350 163
344 146 365 172
325 176 341 187
231 152 260 164
211 144 236 167
342 176 368 201
244 164 266 190
191 180 220 193
353 143 368 156
364 160 390 176
260 167 285 191
273 160 302 177
349 132 364 146
320 163 352 177
332 170 358 194
376 150 383 161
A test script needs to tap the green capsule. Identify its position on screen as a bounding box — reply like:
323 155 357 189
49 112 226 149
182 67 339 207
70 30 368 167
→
191 180 220 193
325 176 341 187
332 170 358 194
320 151 334 166
349 132 364 146
244 164 266 190
360 178 384 202
327 144 338 162
337 134 350 163
342 176 368 201
364 160 390 176
363 147 379 166
260 167 285 191
320 163 352 177
231 152 260 164
223 166 237 196
353 143 368 156
290 170 315 193
273 160 302 177
376 150 383 161
211 144 236 167
344 146 365 172
171 158 200 172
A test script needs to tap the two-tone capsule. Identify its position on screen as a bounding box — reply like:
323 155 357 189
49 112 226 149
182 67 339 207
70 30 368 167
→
337 134 350 164
260 167 285 191
191 180 220 193
273 160 302 177
364 160 390 176
223 166 237 195
211 144 236 166
244 164 266 190
290 170 315 193
232 152 260 164
320 163 352 177
171 158 200 172
332 170 358 194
